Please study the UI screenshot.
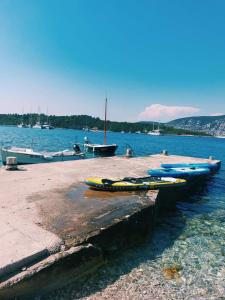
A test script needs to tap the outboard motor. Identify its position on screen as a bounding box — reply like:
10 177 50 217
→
73 143 81 153
84 136 89 144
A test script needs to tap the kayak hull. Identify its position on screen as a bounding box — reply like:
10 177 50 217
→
85 177 186 191
148 167 210 178
161 162 218 171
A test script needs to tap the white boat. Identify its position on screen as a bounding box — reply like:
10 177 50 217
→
33 110 43 128
17 123 29 128
148 122 161 135
148 129 161 136
42 112 54 129
32 122 42 129
1 146 85 165
17 111 29 128
215 135 225 139
90 127 99 132
42 123 54 130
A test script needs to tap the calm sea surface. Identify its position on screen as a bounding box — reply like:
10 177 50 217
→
0 126 224 299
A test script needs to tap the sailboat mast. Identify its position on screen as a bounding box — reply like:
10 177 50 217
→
104 98 107 144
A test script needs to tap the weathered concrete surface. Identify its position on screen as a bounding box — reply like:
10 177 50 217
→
0 154 220 298
0 213 61 278
0 244 103 300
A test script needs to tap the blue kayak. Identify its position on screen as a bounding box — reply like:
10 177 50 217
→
148 167 210 178
161 162 218 171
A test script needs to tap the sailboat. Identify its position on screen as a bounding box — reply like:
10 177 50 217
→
17 111 29 128
147 122 161 135
42 114 54 129
33 111 42 129
84 98 118 156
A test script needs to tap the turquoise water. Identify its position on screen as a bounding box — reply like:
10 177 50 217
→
0 126 225 299
0 125 224 160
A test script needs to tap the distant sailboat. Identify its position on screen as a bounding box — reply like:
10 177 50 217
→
17 110 29 128
83 116 90 131
42 111 54 129
84 98 118 156
148 122 161 136
33 108 42 129
33 121 42 129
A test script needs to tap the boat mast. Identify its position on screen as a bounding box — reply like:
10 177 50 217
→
37 106 41 124
104 97 107 144
46 107 49 125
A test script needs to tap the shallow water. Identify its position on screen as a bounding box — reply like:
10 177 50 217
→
0 126 224 299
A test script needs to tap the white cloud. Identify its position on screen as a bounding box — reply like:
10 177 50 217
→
138 103 200 121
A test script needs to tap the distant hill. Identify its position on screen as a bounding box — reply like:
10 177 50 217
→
168 115 225 136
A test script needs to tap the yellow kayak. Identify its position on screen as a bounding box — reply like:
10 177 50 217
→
85 176 186 191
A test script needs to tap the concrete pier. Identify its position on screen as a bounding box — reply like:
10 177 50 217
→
0 154 221 299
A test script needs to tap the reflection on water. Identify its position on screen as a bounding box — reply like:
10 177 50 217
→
84 188 134 198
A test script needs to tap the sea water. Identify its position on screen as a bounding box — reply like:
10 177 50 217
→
0 126 224 299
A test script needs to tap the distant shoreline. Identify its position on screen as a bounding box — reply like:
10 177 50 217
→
0 114 210 137
0 124 214 138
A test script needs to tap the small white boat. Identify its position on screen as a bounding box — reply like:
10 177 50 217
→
148 122 161 135
17 123 29 128
1 146 85 165
32 122 42 129
148 129 161 136
215 135 225 139
42 123 54 130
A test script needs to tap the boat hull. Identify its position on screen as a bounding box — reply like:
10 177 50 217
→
85 144 118 156
1 148 85 165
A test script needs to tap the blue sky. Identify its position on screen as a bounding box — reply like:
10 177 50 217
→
0 0 225 121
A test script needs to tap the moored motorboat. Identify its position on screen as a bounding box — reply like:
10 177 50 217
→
1 145 85 165
85 176 186 191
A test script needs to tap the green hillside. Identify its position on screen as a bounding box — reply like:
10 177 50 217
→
0 113 209 136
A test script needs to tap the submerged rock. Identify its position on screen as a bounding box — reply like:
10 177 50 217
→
162 266 181 279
